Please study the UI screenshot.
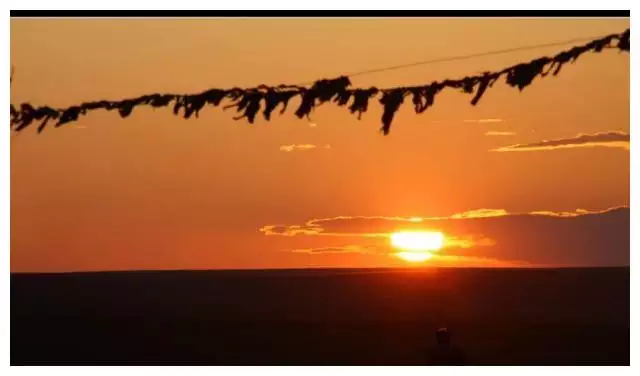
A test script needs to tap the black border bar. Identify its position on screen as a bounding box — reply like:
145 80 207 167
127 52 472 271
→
9 10 631 18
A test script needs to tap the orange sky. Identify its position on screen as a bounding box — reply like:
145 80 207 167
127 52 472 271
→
10 18 630 272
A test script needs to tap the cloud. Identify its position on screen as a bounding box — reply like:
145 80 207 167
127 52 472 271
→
492 131 630 152
485 131 516 136
529 206 628 218
287 240 526 268
260 208 619 237
291 244 382 254
290 246 530 267
260 206 629 266
260 224 323 237
279 144 332 152
260 215 427 238
279 144 317 152
445 235 496 249
290 237 495 256
464 118 503 124
450 209 508 219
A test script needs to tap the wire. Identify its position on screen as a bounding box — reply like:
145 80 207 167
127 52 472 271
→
10 28 629 135
296 33 611 85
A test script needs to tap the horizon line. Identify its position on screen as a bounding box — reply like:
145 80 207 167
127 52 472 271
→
10 265 630 276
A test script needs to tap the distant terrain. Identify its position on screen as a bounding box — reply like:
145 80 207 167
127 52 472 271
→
11 267 629 365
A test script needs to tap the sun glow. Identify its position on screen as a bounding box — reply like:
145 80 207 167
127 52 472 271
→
390 231 444 251
390 231 445 263
395 251 434 262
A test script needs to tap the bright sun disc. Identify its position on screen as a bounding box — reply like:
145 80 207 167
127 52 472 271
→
390 231 444 251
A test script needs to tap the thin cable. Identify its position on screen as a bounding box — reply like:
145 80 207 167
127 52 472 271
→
296 34 608 85
10 28 629 135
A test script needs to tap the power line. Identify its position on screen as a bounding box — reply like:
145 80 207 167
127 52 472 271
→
10 29 629 135
297 33 616 85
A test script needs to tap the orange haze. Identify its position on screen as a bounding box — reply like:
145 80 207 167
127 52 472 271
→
10 18 629 272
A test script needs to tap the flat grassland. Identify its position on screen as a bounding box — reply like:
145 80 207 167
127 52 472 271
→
11 267 630 365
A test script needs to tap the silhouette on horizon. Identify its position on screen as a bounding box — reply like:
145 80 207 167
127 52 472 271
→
426 327 467 366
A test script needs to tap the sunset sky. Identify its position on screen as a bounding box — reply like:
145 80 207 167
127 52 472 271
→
10 18 630 272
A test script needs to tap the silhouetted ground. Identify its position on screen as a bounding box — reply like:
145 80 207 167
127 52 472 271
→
11 267 629 365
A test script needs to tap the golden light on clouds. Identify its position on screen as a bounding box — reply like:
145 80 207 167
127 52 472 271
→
491 131 630 152
485 131 516 136
450 209 508 219
279 144 317 152
464 118 504 124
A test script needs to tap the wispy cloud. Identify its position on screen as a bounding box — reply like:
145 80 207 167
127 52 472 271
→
259 224 324 237
291 244 382 254
279 144 332 152
492 131 630 152
450 209 508 219
259 215 422 238
485 131 516 136
279 144 317 152
260 208 623 238
529 206 629 218
464 118 504 124
260 206 629 266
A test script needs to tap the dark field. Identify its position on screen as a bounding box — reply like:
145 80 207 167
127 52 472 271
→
11 267 629 365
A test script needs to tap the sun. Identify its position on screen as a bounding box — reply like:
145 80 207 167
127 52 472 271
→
390 231 444 251
390 231 445 263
